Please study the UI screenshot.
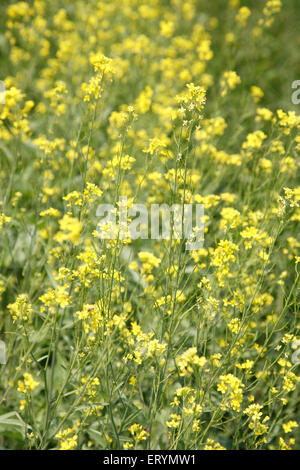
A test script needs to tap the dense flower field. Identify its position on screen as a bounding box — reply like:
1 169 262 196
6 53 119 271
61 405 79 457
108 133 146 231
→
0 0 300 450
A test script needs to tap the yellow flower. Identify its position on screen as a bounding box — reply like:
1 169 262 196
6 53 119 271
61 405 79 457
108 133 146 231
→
236 7 251 27
8 294 32 322
55 215 82 245
221 71 241 96
176 347 206 376
166 414 181 429
160 20 175 38
251 86 264 103
18 373 39 394
56 425 78 450
282 421 298 434
0 213 11 229
217 374 244 412
242 130 267 149
128 423 149 441
204 438 226 450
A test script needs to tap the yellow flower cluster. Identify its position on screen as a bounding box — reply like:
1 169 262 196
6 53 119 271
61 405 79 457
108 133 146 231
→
1 0 299 452
217 374 244 412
